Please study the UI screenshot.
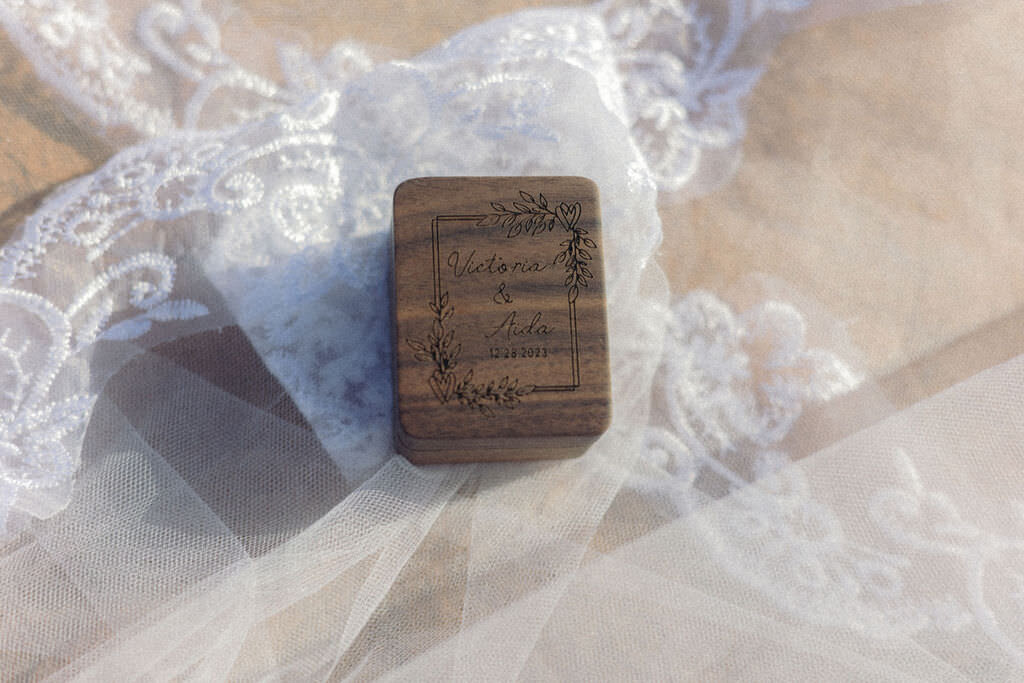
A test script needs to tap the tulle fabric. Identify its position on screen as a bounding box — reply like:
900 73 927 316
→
1 0 1022 679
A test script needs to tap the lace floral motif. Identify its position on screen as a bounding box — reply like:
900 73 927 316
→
695 447 1024 665
634 293 934 634
634 291 860 503
665 292 859 448
636 293 1024 662
0 0 374 136
702 462 975 638
0 259 207 536
0 0 807 537
870 452 1024 663
600 0 809 190
0 125 235 530
1 0 804 190
0 88 368 534
0 0 166 135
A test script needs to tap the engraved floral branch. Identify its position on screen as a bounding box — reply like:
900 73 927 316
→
406 292 533 417
552 204 594 304
478 190 559 237
478 190 596 303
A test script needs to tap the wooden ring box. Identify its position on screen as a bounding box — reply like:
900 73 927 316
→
391 177 611 464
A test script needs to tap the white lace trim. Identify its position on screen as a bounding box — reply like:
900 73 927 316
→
0 0 806 189
633 293 1024 665
0 0 374 136
634 291 862 502
0 0 809 533
4 0 1022 673
601 0 808 189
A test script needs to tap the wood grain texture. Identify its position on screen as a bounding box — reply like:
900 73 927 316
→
392 176 610 464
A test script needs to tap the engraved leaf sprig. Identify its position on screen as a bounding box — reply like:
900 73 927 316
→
407 292 460 403
478 190 559 237
407 291 533 416
480 190 595 303
551 201 592 303
453 370 532 418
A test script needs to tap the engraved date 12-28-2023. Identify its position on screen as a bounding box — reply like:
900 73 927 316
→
489 346 549 360
405 190 593 417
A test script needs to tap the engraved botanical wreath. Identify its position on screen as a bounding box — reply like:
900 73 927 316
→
406 190 595 416
480 190 596 303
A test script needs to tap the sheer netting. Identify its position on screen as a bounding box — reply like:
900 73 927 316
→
1 0 1021 680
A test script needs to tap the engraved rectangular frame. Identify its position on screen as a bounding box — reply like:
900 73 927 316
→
431 215 581 392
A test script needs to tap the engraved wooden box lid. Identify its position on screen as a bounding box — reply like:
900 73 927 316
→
391 176 611 464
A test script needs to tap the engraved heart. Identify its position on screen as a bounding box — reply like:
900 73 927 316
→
556 201 581 229
428 372 453 403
